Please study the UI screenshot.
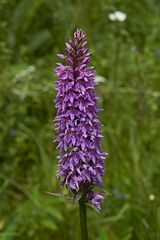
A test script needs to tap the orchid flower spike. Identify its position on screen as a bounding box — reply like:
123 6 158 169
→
54 29 108 212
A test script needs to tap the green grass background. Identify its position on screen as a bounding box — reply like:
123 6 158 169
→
0 0 160 239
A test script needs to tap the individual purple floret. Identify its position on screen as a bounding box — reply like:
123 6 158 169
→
54 29 107 212
87 191 104 212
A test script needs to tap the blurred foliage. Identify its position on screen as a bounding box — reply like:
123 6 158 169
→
0 0 160 239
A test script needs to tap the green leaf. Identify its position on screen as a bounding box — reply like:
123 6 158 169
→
29 30 51 51
74 190 83 203
106 204 130 223
40 218 57 231
46 192 74 201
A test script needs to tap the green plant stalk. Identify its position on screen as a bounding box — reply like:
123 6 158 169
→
79 186 88 240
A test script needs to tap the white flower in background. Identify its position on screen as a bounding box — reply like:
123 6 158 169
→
94 75 106 85
108 11 127 22
149 194 156 202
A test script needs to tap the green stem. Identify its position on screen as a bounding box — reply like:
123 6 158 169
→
79 186 88 240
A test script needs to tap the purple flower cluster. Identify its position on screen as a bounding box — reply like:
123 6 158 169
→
55 29 107 211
